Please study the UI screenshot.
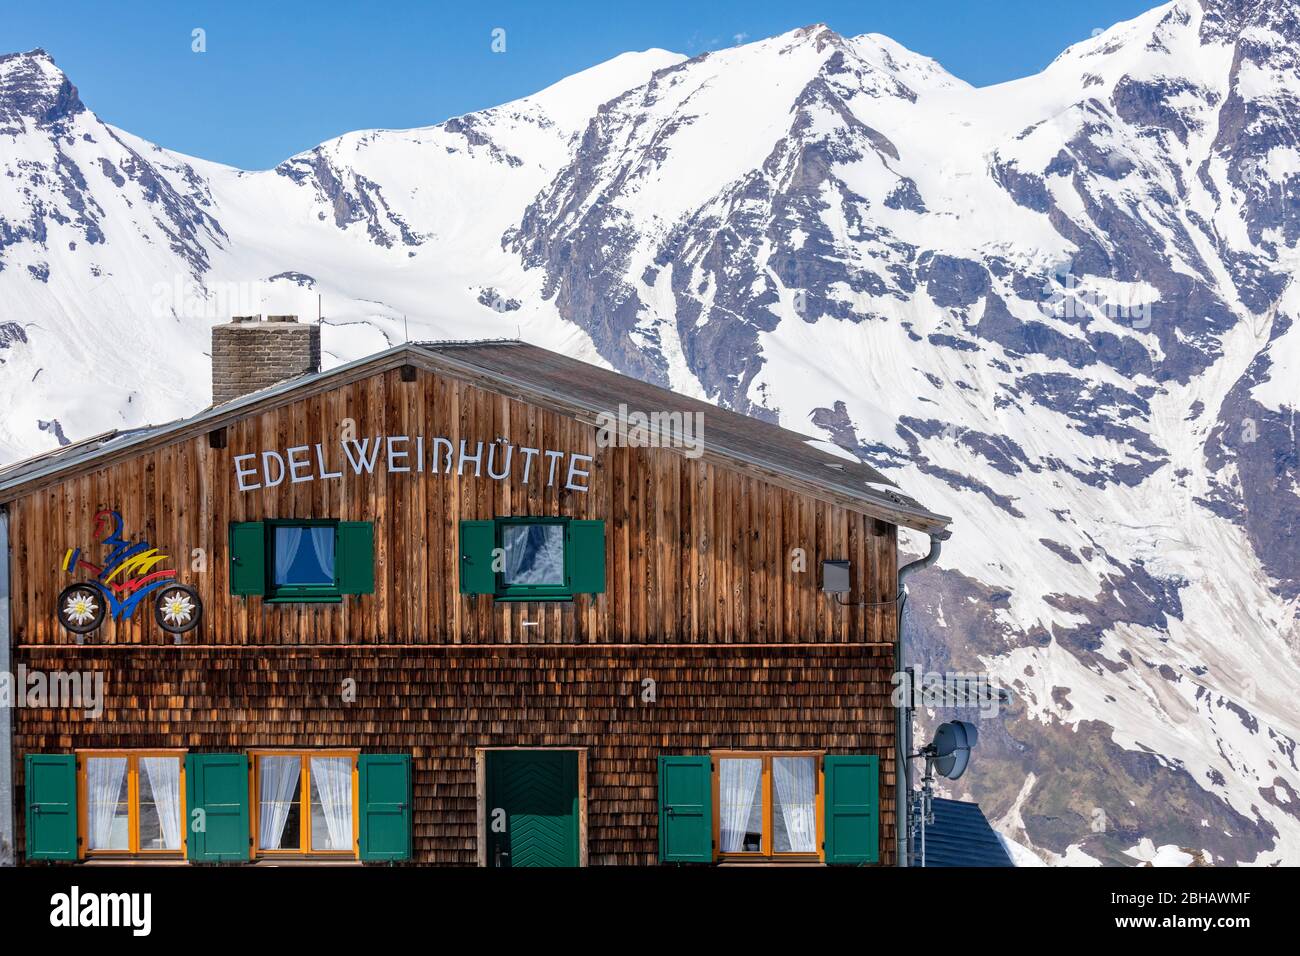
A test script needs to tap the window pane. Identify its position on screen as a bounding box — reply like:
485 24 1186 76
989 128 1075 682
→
502 524 565 586
86 757 129 851
258 756 302 850
139 757 182 851
273 526 335 586
772 757 817 853
719 757 763 852
310 757 354 851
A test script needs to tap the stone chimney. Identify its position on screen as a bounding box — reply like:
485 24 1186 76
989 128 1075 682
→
211 315 321 405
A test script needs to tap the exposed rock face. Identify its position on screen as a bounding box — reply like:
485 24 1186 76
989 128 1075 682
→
1 1 1298 864
510 28 939 416
276 148 426 249
0 48 84 130
0 50 224 281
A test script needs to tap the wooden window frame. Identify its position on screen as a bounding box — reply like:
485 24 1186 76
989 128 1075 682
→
492 517 575 602
264 519 342 603
76 749 187 860
249 749 360 859
710 750 825 863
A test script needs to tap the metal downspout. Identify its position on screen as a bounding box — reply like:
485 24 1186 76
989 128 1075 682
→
895 533 943 867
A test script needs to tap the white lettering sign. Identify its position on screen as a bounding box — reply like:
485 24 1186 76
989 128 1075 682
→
234 435 593 494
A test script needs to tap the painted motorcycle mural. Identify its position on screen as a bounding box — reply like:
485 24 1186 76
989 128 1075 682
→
57 509 202 636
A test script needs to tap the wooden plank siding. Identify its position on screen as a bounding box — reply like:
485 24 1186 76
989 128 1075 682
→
8 365 898 647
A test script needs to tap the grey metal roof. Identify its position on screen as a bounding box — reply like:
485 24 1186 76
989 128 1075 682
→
916 798 1015 867
0 340 951 534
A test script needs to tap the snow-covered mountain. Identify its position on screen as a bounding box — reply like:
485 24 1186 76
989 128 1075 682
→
1 0 1297 864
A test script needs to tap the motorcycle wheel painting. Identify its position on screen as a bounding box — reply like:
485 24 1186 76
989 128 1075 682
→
56 582 107 634
153 583 203 635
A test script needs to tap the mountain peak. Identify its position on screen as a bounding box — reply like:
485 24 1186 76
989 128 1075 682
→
0 48 84 128
791 23 835 37
847 32 967 92
0 47 55 64
785 23 847 52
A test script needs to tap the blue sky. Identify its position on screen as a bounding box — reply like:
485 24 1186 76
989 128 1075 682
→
3 0 1160 169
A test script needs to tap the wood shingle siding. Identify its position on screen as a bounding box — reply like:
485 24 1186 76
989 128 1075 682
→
12 644 898 866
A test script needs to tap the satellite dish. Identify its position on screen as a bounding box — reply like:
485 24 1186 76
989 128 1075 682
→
934 748 968 780
909 713 988 866
930 720 978 780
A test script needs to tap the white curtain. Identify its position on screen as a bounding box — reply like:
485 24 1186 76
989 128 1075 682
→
773 757 817 853
504 525 564 584
87 757 128 850
308 526 335 581
258 756 301 849
141 757 182 850
273 527 303 584
718 758 762 852
504 526 534 582
311 756 353 851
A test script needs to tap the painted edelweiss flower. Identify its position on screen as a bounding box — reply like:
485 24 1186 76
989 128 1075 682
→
64 591 99 625
161 592 195 626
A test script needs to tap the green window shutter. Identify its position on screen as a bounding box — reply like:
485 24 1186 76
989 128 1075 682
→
25 754 78 861
337 521 375 594
228 521 265 596
359 754 412 861
185 753 250 862
459 520 496 595
568 520 606 594
658 755 713 863
823 754 879 864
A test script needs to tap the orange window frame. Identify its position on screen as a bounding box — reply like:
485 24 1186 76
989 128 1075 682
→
76 749 188 859
249 750 360 859
711 751 825 862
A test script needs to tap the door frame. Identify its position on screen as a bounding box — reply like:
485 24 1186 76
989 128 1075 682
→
475 747 588 867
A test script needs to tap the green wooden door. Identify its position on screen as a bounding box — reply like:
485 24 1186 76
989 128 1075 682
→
823 755 880 864
486 750 580 868
185 753 251 862
658 755 714 862
25 754 78 860
359 754 412 861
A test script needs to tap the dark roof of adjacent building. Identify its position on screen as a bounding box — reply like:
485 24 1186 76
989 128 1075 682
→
0 340 951 534
917 798 1015 867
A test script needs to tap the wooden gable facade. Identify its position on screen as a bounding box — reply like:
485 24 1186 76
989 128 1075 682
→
2 342 950 867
